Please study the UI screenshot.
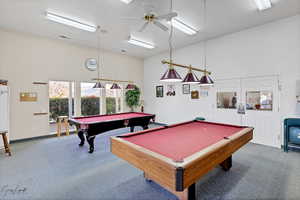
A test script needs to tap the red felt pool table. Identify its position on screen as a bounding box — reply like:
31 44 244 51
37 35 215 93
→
69 112 155 153
111 120 253 200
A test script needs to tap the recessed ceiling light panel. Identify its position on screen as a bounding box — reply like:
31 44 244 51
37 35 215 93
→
128 36 155 49
253 0 272 11
45 11 97 32
120 0 133 4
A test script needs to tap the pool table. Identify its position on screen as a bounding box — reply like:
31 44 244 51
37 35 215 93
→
111 120 253 200
69 112 155 153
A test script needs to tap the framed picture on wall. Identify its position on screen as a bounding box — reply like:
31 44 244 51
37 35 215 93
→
182 84 190 94
191 90 199 99
167 85 175 96
156 85 164 97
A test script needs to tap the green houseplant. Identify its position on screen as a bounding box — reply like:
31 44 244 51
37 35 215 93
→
125 86 141 111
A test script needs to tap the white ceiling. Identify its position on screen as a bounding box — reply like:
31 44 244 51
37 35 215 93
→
0 0 299 58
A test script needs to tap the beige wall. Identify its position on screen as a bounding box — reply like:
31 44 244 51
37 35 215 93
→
0 29 144 140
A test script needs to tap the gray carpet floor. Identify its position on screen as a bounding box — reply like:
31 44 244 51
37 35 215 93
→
1 125 300 200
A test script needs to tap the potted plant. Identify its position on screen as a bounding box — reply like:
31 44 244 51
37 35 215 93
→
125 86 141 112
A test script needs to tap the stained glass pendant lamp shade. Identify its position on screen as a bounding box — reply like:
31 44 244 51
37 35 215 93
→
125 84 135 90
111 83 121 89
160 65 182 82
93 82 104 88
199 72 214 86
182 67 200 84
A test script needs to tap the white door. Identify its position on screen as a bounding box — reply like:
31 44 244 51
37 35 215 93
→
241 76 281 148
0 85 9 149
212 76 281 148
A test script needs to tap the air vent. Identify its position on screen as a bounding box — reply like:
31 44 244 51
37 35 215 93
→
59 35 71 39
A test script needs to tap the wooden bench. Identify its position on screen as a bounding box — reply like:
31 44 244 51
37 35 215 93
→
0 131 11 156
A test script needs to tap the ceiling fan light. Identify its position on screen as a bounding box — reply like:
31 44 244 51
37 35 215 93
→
199 74 214 86
93 82 104 89
253 0 272 11
160 68 182 82
182 71 200 84
170 18 197 35
45 11 97 32
111 83 121 89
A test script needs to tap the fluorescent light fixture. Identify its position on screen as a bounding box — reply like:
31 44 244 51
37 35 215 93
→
120 0 133 4
128 37 155 49
45 11 97 32
170 18 197 35
253 0 272 11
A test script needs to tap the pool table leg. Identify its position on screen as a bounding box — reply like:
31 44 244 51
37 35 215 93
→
87 136 95 153
143 172 152 182
130 126 134 132
77 130 85 146
187 183 196 200
220 156 232 171
143 172 196 200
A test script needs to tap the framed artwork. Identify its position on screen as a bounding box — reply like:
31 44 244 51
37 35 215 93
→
246 91 273 111
200 90 208 97
156 85 163 97
182 84 190 94
217 92 237 109
191 90 199 99
166 85 175 96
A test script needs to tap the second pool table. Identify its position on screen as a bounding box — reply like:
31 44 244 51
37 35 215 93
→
111 120 253 200
69 112 155 153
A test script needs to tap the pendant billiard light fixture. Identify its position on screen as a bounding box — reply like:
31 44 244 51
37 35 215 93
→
182 66 200 84
110 83 121 89
199 0 214 86
93 82 104 88
199 41 214 86
160 0 182 83
93 27 105 89
160 65 182 82
125 83 135 90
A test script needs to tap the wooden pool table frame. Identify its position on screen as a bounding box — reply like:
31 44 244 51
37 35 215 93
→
111 120 253 200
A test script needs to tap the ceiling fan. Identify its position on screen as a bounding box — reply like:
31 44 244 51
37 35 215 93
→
122 3 178 33
137 11 178 32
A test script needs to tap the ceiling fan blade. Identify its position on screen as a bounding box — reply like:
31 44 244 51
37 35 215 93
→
139 22 149 32
156 12 178 21
153 21 168 31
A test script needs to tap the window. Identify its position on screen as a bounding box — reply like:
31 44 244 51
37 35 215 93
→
105 84 123 114
49 81 74 123
246 91 273 111
80 82 101 116
217 92 237 109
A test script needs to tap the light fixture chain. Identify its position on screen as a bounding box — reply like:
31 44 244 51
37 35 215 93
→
203 0 207 71
169 0 174 63
97 27 101 81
